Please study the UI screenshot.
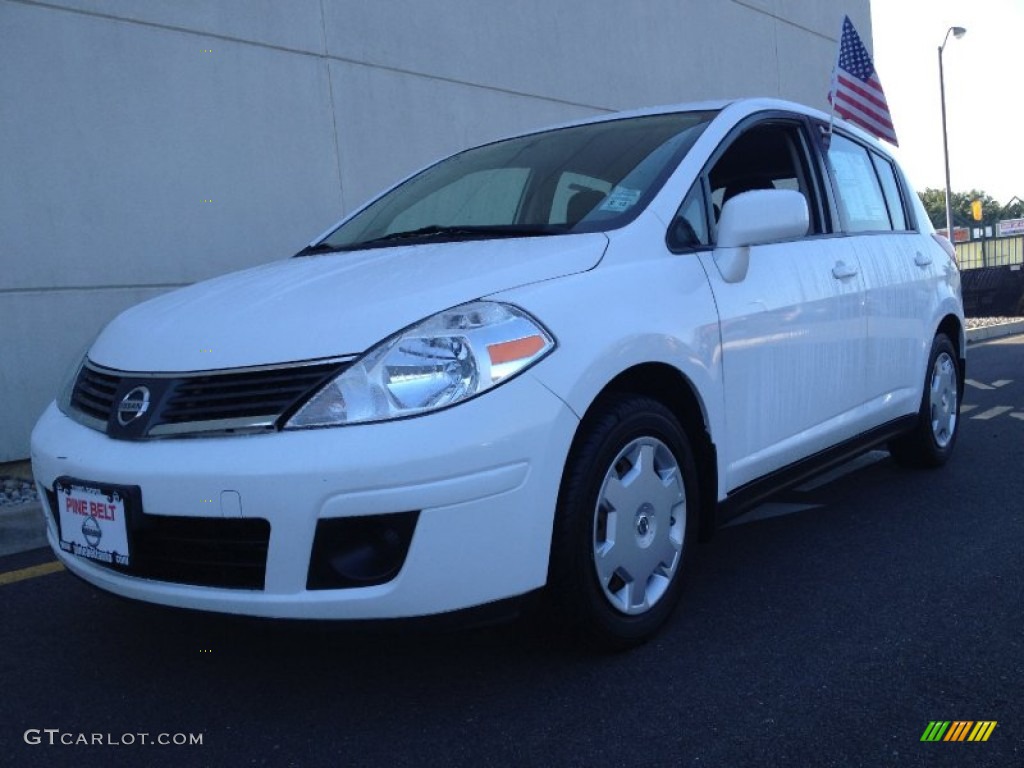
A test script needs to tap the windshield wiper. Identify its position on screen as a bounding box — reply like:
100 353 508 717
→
368 224 561 241
294 224 564 256
293 242 346 257
349 224 564 249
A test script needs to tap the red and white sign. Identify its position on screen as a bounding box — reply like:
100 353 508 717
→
937 227 970 243
57 483 130 566
998 218 1024 237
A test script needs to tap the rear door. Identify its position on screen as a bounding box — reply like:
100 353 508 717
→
824 133 938 421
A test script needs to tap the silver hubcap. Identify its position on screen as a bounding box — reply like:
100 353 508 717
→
929 351 958 448
593 437 686 615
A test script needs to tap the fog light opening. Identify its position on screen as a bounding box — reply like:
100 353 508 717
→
328 527 405 584
307 511 419 590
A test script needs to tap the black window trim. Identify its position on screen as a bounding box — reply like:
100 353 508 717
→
868 150 913 232
888 153 921 232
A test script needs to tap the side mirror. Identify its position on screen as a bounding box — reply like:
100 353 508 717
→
717 189 809 248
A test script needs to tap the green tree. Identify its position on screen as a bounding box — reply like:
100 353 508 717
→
919 188 946 228
1002 196 1024 220
917 188 1008 229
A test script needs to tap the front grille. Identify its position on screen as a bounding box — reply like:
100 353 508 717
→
70 365 119 423
159 366 336 427
67 358 350 439
46 489 270 589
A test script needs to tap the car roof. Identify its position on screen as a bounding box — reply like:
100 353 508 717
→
504 97 893 157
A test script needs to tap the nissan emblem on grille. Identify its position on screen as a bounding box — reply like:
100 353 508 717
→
116 386 151 426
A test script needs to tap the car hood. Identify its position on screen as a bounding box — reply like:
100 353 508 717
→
89 234 608 372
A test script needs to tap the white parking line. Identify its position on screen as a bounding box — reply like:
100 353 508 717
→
960 404 978 414
971 406 1014 420
965 379 1014 390
1010 413 1024 421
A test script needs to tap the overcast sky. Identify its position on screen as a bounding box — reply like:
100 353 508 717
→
868 0 1021 205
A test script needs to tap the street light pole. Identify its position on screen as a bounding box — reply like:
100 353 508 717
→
939 25 966 241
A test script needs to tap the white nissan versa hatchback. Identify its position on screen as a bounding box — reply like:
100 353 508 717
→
32 98 964 648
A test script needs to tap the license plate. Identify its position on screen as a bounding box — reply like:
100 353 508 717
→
55 481 131 567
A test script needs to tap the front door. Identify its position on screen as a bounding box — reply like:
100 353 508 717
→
691 118 869 490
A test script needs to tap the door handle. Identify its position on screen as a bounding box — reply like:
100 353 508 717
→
914 252 933 267
832 261 858 279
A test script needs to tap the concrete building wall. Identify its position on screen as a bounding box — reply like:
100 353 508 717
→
0 0 869 460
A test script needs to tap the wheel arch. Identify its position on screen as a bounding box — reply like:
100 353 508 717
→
570 362 719 541
936 312 966 392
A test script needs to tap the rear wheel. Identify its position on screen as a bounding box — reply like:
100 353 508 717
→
548 395 698 650
889 333 961 468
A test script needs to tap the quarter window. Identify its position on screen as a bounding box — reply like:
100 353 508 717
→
870 153 909 231
667 183 710 249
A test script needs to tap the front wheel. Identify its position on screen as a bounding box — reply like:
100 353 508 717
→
889 333 961 468
547 395 698 650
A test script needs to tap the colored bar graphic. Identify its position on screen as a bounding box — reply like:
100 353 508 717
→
944 721 973 741
921 720 997 742
968 722 997 742
921 721 950 741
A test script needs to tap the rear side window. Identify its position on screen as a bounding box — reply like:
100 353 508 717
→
826 134 891 232
870 153 909 231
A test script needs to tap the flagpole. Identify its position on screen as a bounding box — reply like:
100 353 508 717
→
826 16 845 144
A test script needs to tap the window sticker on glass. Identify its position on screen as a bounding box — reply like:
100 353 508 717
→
829 136 890 231
599 186 642 213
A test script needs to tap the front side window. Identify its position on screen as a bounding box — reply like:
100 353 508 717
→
667 119 824 251
312 111 717 252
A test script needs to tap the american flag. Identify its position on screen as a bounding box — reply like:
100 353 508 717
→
828 16 898 145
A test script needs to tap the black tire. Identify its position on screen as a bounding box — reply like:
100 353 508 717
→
889 333 961 468
547 394 699 650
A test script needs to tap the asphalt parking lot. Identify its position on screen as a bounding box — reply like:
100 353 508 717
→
1 332 1021 768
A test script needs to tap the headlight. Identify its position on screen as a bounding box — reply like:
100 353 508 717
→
285 301 554 428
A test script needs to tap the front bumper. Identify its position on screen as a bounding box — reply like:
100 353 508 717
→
31 374 578 619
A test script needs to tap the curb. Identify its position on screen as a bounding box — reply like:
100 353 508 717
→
0 502 48 558
966 320 1024 344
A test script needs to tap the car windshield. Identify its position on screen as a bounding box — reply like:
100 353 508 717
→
312 110 718 252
